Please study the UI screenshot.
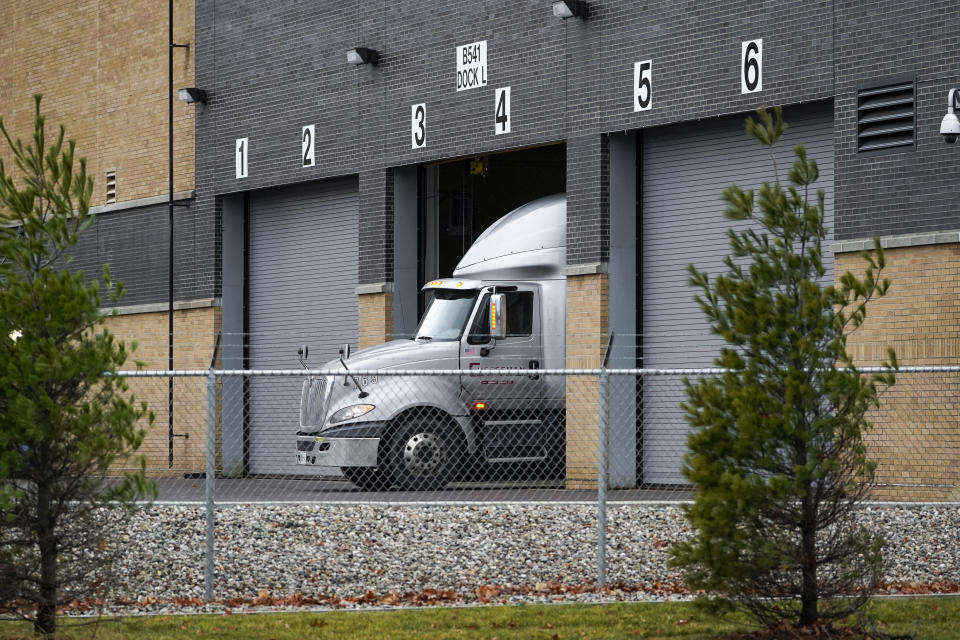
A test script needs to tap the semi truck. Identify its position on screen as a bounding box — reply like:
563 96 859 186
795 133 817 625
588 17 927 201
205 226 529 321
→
295 193 567 490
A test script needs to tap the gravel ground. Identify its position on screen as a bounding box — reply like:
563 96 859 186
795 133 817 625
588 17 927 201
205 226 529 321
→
77 503 960 616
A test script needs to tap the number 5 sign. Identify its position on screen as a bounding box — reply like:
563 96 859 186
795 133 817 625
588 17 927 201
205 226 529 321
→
634 60 652 111
741 39 762 94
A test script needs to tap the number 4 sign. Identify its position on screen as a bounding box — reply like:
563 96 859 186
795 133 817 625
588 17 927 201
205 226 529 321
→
495 87 511 134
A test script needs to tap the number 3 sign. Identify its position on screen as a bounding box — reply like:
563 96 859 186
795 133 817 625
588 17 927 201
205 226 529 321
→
411 103 426 149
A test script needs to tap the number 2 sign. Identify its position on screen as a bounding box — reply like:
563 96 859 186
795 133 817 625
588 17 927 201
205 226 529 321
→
741 39 762 94
302 125 315 167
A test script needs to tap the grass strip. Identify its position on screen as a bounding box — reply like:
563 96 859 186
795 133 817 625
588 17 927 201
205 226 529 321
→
1 597 958 639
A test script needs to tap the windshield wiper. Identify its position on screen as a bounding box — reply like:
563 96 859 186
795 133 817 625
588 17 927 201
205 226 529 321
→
416 335 433 341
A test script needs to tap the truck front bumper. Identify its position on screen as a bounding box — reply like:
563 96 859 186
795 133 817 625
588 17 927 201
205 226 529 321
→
295 422 386 468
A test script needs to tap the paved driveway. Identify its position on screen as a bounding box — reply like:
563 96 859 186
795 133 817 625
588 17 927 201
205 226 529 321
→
149 476 690 503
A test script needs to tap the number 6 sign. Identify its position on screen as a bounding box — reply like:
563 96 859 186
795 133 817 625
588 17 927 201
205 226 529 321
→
741 39 762 94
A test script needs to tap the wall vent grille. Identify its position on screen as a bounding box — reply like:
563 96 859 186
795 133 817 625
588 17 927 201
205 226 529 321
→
105 169 117 204
857 82 915 152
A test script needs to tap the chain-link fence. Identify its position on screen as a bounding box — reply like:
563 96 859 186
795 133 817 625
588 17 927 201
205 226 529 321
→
100 335 960 605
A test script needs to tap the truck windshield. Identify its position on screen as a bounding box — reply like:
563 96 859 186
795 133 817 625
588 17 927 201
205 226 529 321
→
415 290 478 341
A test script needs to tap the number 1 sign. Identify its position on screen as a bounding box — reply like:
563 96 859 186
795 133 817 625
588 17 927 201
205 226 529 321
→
235 138 248 179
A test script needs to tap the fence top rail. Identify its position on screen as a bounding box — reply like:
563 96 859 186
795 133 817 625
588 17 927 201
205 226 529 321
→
110 365 960 377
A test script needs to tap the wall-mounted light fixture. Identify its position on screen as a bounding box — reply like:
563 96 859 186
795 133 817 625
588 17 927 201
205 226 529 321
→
552 0 588 19
940 88 960 144
178 87 208 104
347 47 379 65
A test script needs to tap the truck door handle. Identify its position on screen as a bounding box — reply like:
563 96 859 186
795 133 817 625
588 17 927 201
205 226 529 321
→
528 360 540 380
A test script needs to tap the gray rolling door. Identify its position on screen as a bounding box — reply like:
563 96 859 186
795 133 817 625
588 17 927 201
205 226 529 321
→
247 178 358 476
641 102 834 484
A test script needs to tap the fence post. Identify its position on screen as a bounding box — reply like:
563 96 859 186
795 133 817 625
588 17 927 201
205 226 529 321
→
597 333 614 588
597 369 610 587
204 370 216 601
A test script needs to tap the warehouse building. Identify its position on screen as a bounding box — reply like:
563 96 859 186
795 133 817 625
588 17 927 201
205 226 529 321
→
0 0 209 474
3 1 959 496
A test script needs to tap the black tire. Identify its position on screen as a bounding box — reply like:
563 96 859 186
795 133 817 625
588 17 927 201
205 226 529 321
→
386 411 463 491
341 466 391 491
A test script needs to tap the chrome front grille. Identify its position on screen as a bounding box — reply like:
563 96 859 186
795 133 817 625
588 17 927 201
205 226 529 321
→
299 376 330 428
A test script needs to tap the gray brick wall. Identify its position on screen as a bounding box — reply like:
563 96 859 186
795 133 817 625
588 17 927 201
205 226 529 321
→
188 0 960 287
358 167 395 285
70 200 210 307
834 0 960 240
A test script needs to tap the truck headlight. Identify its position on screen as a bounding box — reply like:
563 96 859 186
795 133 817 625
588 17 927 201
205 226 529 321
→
329 404 375 424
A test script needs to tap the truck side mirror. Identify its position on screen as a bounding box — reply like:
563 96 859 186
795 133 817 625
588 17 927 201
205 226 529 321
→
297 345 309 369
489 293 507 340
339 343 351 359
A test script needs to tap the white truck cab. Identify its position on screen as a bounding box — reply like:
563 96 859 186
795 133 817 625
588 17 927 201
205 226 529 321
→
295 193 566 490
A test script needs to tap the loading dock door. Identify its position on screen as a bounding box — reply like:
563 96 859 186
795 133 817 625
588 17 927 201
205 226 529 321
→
247 178 359 476
641 102 834 484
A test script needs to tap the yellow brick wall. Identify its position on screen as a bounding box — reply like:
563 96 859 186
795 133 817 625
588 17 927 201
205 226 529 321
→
837 245 960 501
564 272 609 489
0 0 195 206
357 291 395 350
105 306 220 477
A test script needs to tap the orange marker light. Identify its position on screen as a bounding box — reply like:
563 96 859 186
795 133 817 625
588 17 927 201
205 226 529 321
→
473 402 487 410
490 301 497 330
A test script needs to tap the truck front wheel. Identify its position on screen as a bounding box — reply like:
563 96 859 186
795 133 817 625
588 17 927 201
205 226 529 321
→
386 411 463 491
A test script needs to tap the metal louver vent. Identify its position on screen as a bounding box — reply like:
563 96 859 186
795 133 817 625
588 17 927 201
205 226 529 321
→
857 82 915 152
105 169 117 204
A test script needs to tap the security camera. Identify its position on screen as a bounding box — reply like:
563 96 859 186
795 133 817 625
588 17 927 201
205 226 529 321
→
942 88 960 144
941 113 960 143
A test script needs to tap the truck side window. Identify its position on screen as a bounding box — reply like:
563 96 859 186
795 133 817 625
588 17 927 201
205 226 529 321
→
467 291 534 344
505 291 533 337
